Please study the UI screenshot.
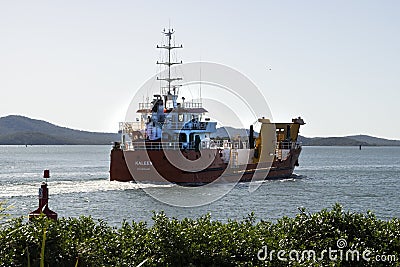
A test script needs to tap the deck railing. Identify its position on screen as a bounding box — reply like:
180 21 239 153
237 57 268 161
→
137 102 204 111
165 121 208 130
123 140 252 151
124 141 218 151
119 122 143 132
277 141 302 150
182 102 203 109
119 121 209 131
121 138 301 151
138 103 153 110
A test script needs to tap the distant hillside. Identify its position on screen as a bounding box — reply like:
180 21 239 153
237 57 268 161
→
1 116 399 146
345 135 400 146
0 115 119 145
298 136 369 146
299 135 400 146
212 126 399 146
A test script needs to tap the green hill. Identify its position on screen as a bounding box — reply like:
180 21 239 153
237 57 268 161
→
346 134 400 146
0 115 119 145
299 135 400 146
298 136 369 146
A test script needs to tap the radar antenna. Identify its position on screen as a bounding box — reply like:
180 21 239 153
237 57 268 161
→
156 28 183 95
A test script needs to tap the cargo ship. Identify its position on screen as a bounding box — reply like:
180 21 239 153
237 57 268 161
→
110 29 305 184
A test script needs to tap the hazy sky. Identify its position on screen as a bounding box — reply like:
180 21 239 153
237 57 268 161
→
1 1 399 139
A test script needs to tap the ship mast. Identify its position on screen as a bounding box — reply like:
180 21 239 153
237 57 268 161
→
156 28 183 96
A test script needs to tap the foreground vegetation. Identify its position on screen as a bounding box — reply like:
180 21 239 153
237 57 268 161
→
0 204 399 266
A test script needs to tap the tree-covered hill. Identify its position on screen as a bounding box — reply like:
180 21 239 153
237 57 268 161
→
0 115 119 145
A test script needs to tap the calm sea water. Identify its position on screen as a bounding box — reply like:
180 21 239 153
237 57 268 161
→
0 145 399 226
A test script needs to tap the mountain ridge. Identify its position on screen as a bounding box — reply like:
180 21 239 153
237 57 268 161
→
298 135 400 146
1 115 399 146
0 115 119 145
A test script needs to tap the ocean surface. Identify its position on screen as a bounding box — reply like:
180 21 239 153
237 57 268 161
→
0 145 399 226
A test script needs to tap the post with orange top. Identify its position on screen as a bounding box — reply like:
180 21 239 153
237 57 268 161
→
29 170 58 220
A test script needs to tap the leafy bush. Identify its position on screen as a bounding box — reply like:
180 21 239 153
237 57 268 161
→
0 204 398 266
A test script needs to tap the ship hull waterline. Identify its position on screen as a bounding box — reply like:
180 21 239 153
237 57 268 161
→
109 147 301 185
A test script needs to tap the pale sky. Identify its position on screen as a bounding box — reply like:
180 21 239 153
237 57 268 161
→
1 1 399 139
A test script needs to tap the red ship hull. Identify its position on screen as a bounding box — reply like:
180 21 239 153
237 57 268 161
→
109 147 301 184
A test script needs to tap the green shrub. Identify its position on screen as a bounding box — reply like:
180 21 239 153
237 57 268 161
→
0 204 398 266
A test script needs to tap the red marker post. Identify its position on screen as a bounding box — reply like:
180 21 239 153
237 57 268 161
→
29 170 57 220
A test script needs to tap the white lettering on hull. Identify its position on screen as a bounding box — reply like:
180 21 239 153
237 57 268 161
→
135 161 153 166
137 168 151 171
